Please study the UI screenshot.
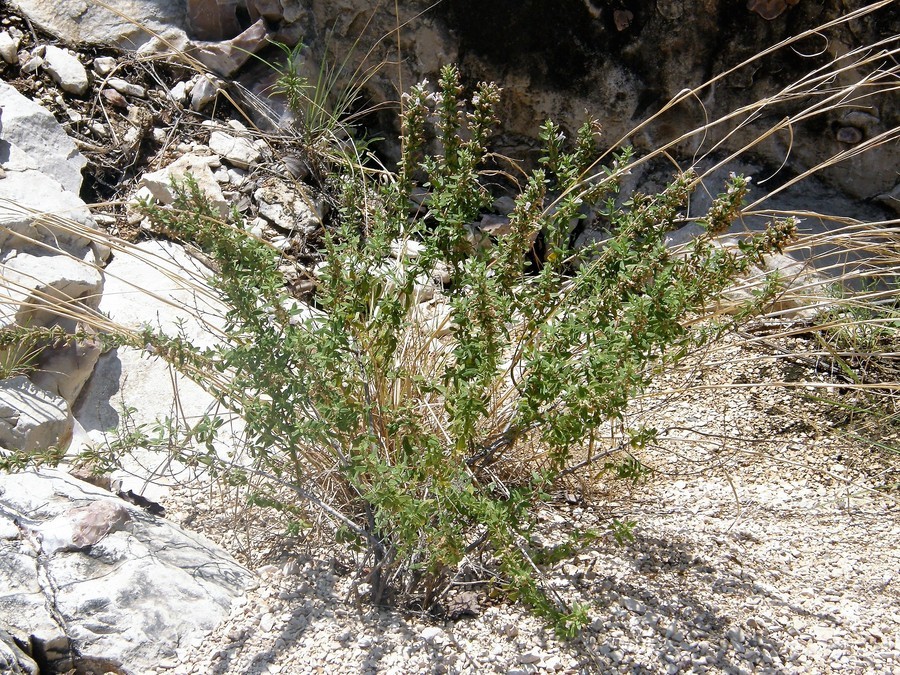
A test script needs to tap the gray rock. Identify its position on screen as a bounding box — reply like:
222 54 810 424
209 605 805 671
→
254 178 322 233
0 30 21 64
0 375 73 452
42 45 89 96
208 129 262 168
191 75 222 112
106 77 146 98
0 628 38 675
11 0 190 51
140 153 229 218
0 469 254 674
0 80 86 193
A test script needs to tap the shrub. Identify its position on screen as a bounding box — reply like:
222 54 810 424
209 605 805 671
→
133 63 799 634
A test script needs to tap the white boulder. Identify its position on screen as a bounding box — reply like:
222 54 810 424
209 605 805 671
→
0 469 254 674
0 376 73 452
10 0 190 51
0 80 86 193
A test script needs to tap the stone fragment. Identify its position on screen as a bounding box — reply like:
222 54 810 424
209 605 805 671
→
254 178 322 233
191 75 222 112
106 77 146 98
0 469 254 674
208 129 262 168
42 45 89 96
0 80 86 193
92 56 116 76
0 376 73 452
18 53 41 73
518 649 543 664
193 18 269 77
140 153 229 218
420 626 445 643
102 88 129 108
0 30 21 64
168 80 190 105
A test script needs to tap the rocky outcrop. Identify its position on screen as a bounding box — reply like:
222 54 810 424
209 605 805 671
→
9 0 189 51
0 376 72 452
0 469 254 674
242 0 895 204
10 1 896 203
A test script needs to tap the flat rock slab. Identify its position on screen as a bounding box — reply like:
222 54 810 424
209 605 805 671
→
0 80 86 194
73 239 243 498
0 469 254 674
11 0 189 51
0 375 72 452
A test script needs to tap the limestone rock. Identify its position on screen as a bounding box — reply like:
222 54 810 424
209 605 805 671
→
191 75 222 112
29 330 103 405
208 128 262 168
10 0 190 51
0 469 254 674
0 376 73 452
0 30 21 64
0 251 103 330
0 628 38 675
0 165 96 253
73 239 234 497
255 177 323 233
42 45 89 96
140 153 229 218
0 80 86 193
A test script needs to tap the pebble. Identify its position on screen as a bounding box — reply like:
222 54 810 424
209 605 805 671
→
420 626 445 643
43 45 89 96
259 613 276 632
93 56 117 76
517 649 542 664
0 30 19 63
106 77 146 98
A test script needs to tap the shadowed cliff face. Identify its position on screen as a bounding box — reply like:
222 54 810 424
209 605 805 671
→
417 0 899 202
438 0 601 87
237 0 897 203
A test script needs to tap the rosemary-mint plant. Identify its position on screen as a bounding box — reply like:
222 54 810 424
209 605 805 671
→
135 64 796 636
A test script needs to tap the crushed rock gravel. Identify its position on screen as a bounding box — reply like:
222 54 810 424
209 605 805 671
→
158 333 899 674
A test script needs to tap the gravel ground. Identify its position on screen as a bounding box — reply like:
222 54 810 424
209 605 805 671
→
155 333 899 675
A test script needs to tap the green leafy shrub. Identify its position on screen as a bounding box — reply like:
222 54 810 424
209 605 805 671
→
136 64 796 634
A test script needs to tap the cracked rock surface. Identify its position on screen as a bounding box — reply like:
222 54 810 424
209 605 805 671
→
0 469 254 674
